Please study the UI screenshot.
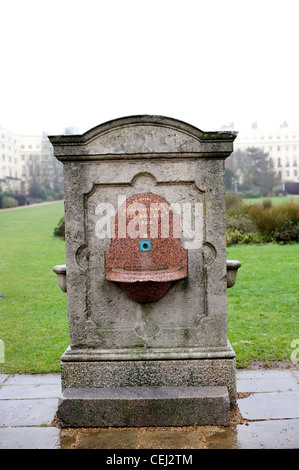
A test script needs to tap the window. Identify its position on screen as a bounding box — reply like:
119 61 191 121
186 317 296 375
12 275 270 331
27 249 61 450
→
277 146 280 151
278 157 281 167
286 170 290 177
294 157 297 167
295 170 298 177
286 156 290 167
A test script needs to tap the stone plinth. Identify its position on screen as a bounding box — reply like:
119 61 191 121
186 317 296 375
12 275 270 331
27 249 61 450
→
58 386 230 428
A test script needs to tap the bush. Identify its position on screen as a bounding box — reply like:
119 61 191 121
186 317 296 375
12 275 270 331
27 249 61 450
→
272 185 286 196
226 214 256 233
44 188 64 201
248 201 299 243
226 228 264 246
54 216 65 238
1 196 19 208
226 212 264 246
275 221 299 243
14 194 26 206
225 193 244 212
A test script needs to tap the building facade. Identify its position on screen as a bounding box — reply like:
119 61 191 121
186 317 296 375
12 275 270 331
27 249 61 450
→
0 125 62 194
234 123 299 183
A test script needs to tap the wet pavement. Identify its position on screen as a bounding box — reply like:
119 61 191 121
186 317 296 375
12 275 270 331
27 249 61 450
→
0 369 298 449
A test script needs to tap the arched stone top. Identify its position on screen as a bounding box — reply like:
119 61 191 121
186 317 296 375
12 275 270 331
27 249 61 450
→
49 115 237 160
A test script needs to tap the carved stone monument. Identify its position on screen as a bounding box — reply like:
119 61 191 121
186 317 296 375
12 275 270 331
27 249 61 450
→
50 115 239 427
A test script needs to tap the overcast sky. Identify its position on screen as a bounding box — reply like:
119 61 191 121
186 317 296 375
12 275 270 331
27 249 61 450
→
1 0 299 136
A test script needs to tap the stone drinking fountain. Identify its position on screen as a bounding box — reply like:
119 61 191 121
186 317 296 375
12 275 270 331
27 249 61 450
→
50 115 241 427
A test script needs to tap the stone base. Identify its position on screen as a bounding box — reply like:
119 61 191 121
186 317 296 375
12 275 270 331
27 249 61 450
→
57 385 230 428
58 343 236 427
60 343 237 405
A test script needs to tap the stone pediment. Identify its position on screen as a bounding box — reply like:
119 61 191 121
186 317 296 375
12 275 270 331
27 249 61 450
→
49 115 237 160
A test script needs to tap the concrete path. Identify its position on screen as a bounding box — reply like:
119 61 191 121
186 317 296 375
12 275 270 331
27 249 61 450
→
0 370 298 449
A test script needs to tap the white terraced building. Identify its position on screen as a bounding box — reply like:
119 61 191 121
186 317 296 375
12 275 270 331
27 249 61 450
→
0 125 61 194
233 123 299 184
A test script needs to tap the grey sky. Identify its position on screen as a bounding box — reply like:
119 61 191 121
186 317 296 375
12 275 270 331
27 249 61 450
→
1 0 298 135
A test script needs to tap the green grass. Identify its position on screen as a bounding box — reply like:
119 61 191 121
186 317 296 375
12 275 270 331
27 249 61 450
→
227 243 299 367
0 202 68 373
0 203 298 372
242 196 299 206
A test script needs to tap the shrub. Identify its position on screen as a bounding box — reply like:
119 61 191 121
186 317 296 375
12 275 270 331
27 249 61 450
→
272 185 286 196
1 196 19 208
226 229 264 246
226 214 256 233
54 216 65 238
225 193 243 212
275 221 299 243
14 194 26 206
262 199 272 209
248 201 299 243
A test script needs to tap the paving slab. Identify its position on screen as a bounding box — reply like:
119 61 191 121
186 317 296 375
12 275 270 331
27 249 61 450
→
237 375 299 393
71 429 138 450
238 391 299 420
206 419 299 449
0 371 299 449
0 384 61 399
0 398 58 426
138 429 205 449
5 374 61 385
292 370 299 383
237 370 296 379
0 427 60 449
0 374 8 385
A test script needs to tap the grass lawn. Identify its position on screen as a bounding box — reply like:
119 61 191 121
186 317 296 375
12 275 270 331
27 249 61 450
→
242 195 299 206
227 243 299 367
0 202 68 373
0 202 298 372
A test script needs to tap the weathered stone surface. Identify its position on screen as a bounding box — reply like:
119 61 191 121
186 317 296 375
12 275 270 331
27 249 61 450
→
57 385 230 428
61 355 237 404
50 115 238 427
50 116 237 353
